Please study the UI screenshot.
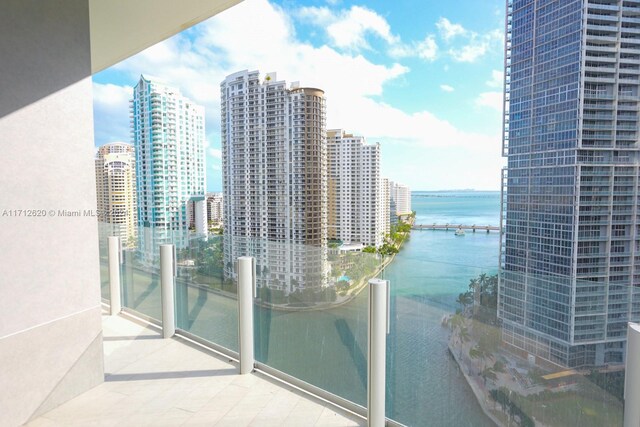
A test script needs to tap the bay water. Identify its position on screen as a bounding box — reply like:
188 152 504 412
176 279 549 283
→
382 191 501 426
252 191 502 426
117 191 503 426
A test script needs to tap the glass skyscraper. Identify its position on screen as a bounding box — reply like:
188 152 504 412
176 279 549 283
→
500 0 640 367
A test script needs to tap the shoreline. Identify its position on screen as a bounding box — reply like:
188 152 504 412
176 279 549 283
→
447 339 505 427
254 216 414 312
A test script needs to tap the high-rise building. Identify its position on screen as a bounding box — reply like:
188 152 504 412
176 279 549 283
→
131 75 206 258
187 198 208 231
381 177 391 236
95 142 137 247
221 70 328 294
206 192 224 224
388 180 399 229
390 181 412 217
500 0 640 367
327 129 384 247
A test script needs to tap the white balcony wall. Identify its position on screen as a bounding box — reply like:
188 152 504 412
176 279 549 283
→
0 2 102 426
0 1 242 425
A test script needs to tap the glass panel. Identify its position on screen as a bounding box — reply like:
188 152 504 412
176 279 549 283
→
121 227 162 320
254 240 385 406
386 263 624 426
385 257 496 426
175 234 238 351
98 222 113 301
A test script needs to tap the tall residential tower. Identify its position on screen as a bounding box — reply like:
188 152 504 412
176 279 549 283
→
327 129 384 247
390 181 412 217
131 75 206 257
95 142 137 247
221 70 328 294
500 0 640 367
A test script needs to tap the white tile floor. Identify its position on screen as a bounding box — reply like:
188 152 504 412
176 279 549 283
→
25 314 365 427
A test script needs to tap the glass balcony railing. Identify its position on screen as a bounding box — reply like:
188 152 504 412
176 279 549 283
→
121 242 162 320
100 222 631 427
98 221 117 301
175 233 238 352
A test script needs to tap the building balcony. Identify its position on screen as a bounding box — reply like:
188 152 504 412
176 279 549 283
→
7 1 640 426
85 227 640 427
584 75 617 83
25 314 362 427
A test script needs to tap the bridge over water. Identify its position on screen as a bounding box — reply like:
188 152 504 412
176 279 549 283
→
412 224 500 233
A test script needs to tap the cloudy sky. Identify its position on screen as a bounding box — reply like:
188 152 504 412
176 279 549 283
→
93 0 506 192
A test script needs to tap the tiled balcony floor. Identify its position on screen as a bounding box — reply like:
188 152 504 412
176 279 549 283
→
25 313 364 427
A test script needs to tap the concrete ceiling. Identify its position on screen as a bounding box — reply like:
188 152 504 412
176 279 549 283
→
89 0 242 74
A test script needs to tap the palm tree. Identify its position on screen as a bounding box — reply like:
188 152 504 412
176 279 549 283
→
456 292 473 311
469 344 490 376
481 366 498 385
469 345 486 361
459 326 470 343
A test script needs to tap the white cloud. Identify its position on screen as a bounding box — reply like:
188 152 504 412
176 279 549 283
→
389 34 438 61
298 6 334 25
416 35 438 61
209 148 222 158
486 69 504 88
436 18 466 40
449 41 489 63
298 5 398 51
440 84 454 92
299 5 440 62
435 18 503 63
476 92 503 112
95 0 503 190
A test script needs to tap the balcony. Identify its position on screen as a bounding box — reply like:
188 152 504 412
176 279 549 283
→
85 226 640 427
8 1 640 426
26 313 362 426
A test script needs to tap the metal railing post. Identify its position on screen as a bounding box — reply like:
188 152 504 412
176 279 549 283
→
368 278 389 427
238 256 255 374
160 244 176 338
625 322 640 427
107 236 121 315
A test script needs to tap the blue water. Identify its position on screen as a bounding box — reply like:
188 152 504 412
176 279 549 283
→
251 191 503 426
126 191 503 426
382 191 501 426
253 191 503 426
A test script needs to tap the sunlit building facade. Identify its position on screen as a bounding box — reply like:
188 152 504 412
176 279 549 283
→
132 75 206 259
95 142 137 247
390 181 411 216
221 70 328 294
206 192 224 224
381 177 391 235
327 129 384 247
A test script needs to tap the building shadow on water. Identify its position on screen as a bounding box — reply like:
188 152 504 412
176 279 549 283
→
133 277 159 308
186 286 208 329
334 318 367 388
255 303 272 362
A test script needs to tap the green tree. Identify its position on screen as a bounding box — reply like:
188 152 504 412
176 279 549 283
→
456 291 473 310
378 243 399 256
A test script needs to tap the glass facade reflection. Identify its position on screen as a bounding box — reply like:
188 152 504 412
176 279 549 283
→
501 0 640 367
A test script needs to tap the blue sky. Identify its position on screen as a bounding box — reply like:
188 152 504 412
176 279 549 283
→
93 0 506 191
